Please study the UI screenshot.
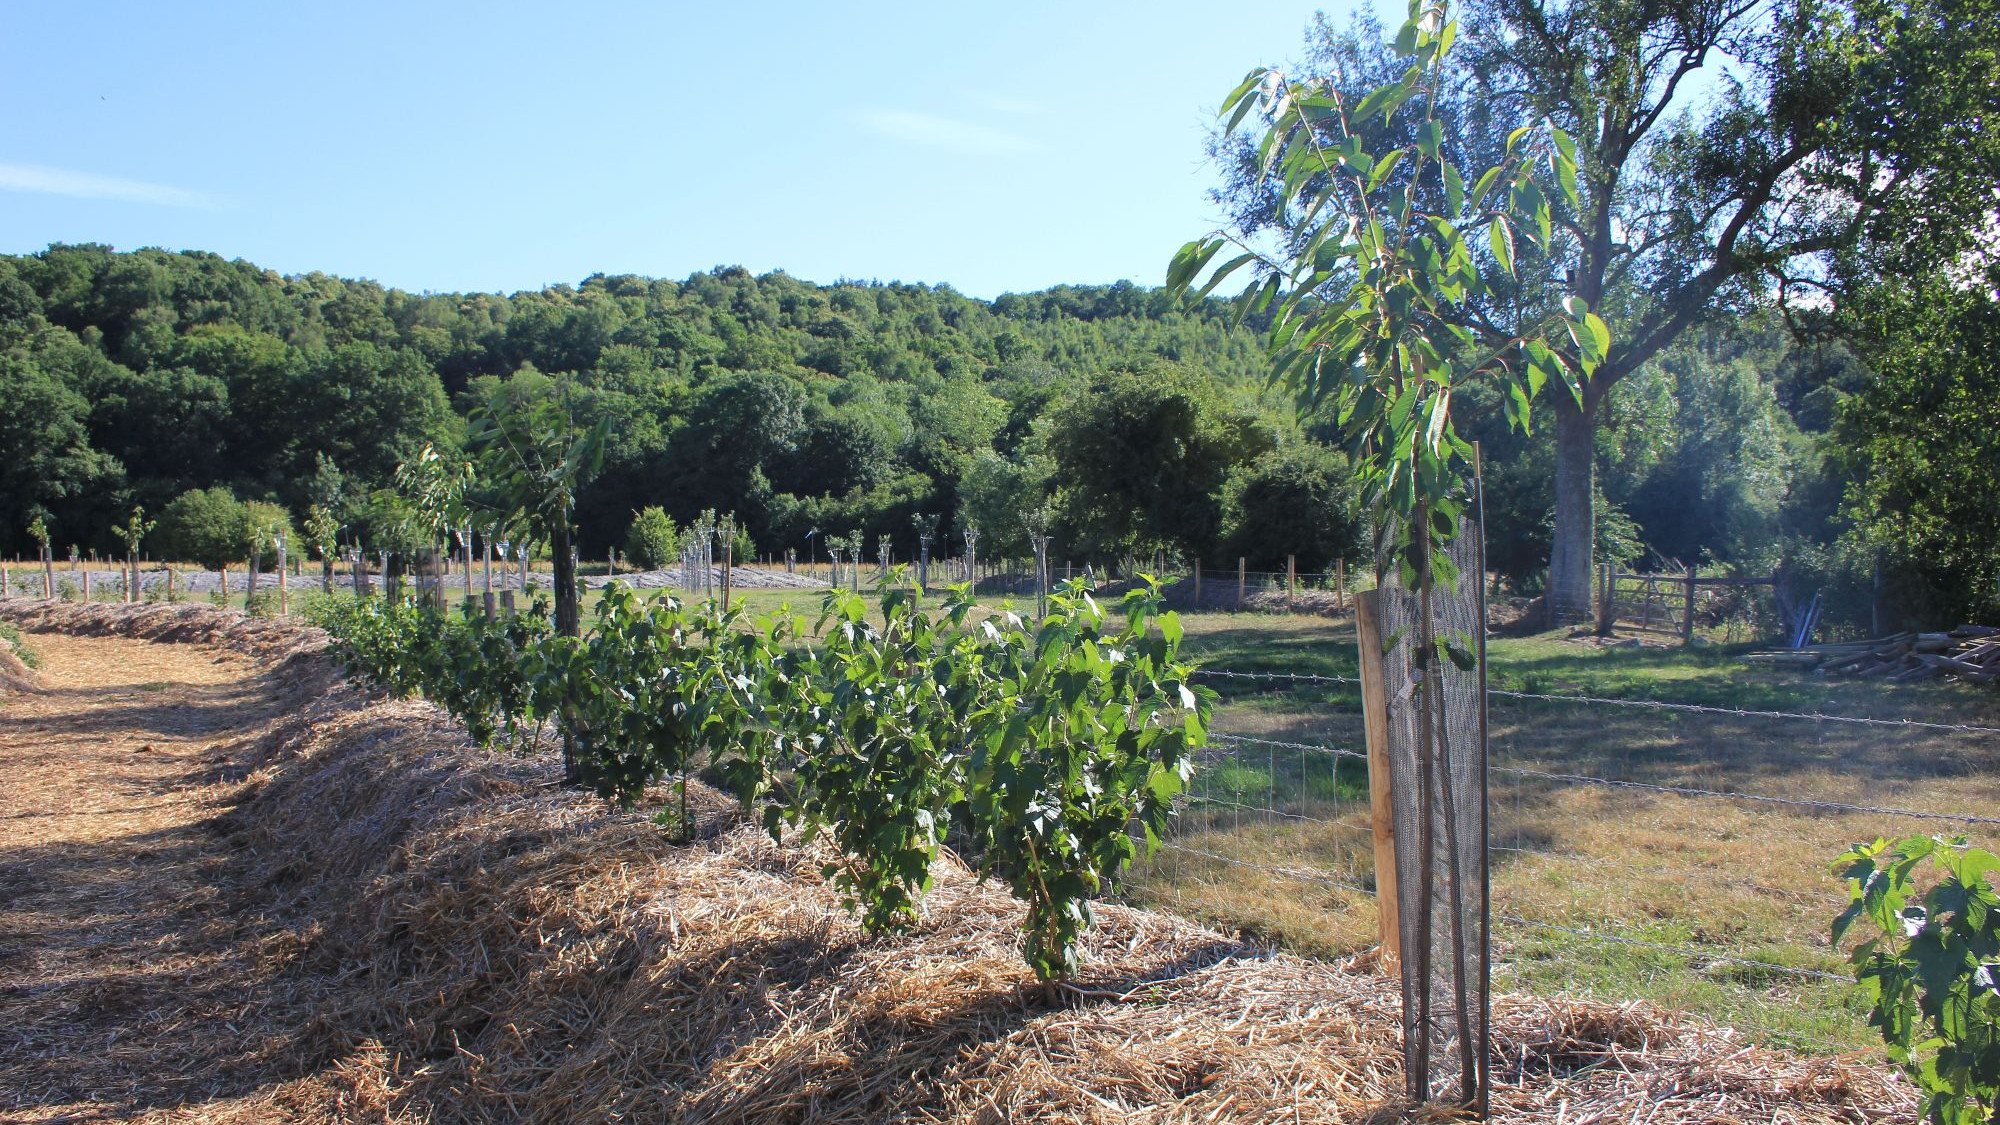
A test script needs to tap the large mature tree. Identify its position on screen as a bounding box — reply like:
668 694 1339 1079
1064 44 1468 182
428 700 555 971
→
1046 360 1269 562
0 351 121 548
1834 263 2000 625
1214 0 2000 619
1220 442 1367 573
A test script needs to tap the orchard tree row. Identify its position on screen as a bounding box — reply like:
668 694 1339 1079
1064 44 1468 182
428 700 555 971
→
310 576 1212 982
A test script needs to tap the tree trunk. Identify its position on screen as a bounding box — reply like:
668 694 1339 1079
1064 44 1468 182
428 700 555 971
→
553 524 578 638
1547 392 1597 626
551 523 581 786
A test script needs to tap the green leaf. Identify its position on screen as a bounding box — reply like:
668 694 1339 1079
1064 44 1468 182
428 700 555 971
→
1222 69 1270 133
1393 18 1419 56
1552 149 1579 208
1166 238 1224 295
1189 252 1259 303
1469 166 1502 211
1489 217 1515 277
1367 148 1407 192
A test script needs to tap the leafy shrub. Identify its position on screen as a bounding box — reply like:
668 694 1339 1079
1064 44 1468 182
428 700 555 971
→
1220 442 1364 573
158 488 247 571
624 507 680 571
534 584 788 833
308 594 551 752
954 579 1210 979
773 581 991 933
1835 835 2000 1124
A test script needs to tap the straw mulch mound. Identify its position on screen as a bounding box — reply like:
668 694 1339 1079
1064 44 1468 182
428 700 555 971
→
0 602 1911 1124
0 598 329 664
0 639 40 695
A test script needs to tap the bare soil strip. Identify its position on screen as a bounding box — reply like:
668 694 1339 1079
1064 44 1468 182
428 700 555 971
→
0 603 1912 1124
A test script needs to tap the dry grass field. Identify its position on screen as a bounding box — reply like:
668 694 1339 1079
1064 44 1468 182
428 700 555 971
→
1127 610 2000 1051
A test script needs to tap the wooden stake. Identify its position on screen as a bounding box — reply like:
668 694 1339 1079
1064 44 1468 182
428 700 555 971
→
1287 554 1296 613
1193 559 1202 606
1354 589 1400 976
1681 563 1697 646
1336 558 1347 610
1236 557 1246 611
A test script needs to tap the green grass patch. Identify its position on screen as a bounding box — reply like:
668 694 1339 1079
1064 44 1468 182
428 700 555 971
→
0 621 37 669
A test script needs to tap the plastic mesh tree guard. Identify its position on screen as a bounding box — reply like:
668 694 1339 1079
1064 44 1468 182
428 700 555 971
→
1374 486 1490 1111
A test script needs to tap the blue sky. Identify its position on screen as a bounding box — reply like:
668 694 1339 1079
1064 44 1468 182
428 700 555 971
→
0 1 1401 300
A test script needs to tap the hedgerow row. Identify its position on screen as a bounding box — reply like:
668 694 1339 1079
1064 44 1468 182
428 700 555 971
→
306 575 1213 980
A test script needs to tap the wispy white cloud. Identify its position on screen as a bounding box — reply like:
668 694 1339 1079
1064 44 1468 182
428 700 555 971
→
970 94 1043 116
0 162 217 209
856 110 1037 156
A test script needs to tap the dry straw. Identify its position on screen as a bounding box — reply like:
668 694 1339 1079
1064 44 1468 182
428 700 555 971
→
0 601 1911 1124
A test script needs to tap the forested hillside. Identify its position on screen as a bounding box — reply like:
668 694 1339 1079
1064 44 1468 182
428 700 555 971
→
0 243 1290 562
0 240 1971 629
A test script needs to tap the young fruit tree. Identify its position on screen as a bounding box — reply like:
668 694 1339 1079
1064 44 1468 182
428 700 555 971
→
464 374 608 641
114 507 155 604
303 503 340 593
1170 0 1602 1107
1170 0 1601 588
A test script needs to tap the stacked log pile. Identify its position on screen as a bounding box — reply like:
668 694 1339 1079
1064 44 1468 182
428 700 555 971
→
1744 624 2000 683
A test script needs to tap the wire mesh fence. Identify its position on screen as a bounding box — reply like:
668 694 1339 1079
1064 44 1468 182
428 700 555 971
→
1129 665 2000 1053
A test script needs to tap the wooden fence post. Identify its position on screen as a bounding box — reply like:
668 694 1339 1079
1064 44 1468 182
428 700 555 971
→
1336 557 1347 610
1193 559 1201 607
1287 554 1297 613
1595 562 1612 635
1681 564 1697 645
722 540 733 611
1236 557 1246 611
1354 589 1400 976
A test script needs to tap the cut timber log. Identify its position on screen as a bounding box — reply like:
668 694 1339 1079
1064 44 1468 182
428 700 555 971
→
1743 625 1999 688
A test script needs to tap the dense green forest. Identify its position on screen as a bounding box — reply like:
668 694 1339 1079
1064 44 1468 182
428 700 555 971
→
0 241 1985 629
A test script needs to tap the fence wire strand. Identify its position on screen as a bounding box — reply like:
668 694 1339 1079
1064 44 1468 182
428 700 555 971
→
1155 841 1372 895
1192 667 2000 736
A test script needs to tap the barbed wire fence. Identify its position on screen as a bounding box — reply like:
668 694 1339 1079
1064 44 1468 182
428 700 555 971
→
1132 665 2000 1049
